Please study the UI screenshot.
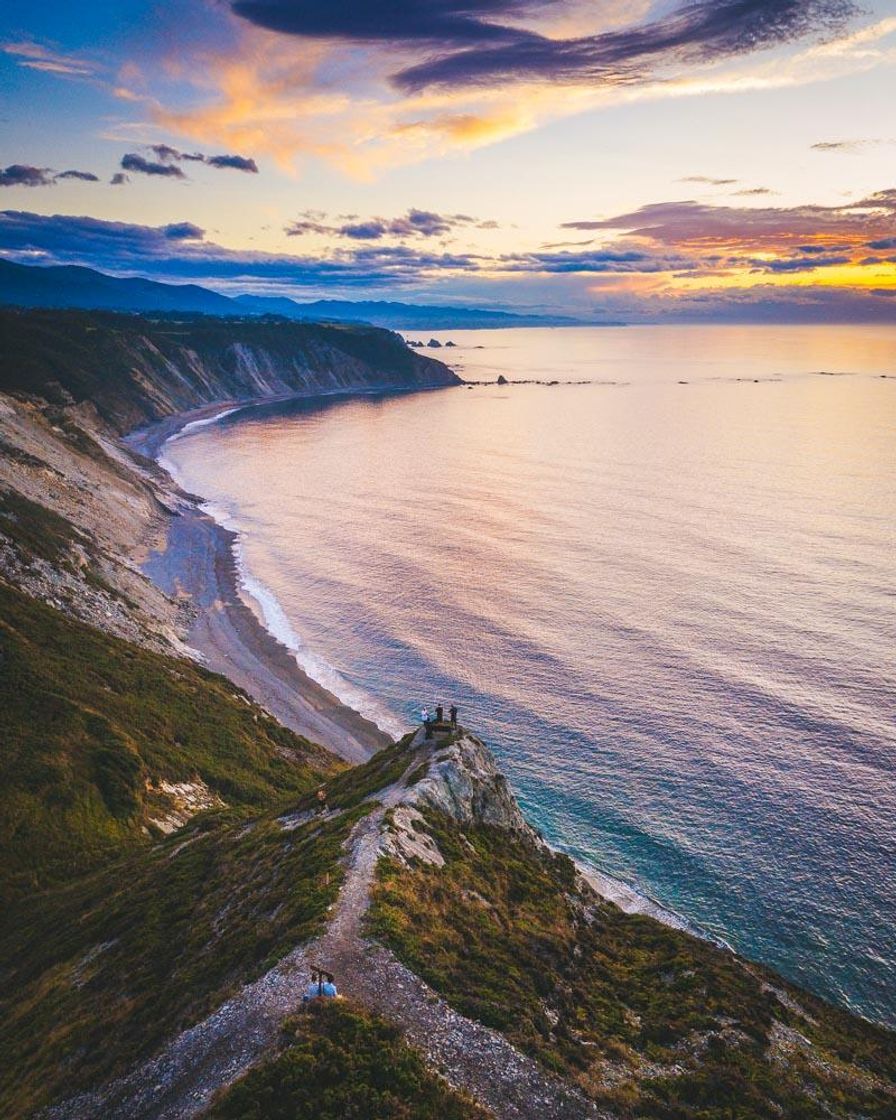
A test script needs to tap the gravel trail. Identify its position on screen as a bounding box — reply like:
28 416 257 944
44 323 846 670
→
43 746 607 1120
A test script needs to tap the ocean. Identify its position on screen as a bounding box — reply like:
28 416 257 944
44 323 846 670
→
160 324 896 1027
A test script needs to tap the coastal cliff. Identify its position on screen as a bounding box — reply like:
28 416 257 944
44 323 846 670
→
0 308 452 758
0 308 458 435
1 313 895 1119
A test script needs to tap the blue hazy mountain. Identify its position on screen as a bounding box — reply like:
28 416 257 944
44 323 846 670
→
0 259 594 328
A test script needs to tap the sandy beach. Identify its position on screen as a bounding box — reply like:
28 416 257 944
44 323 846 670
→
132 405 391 765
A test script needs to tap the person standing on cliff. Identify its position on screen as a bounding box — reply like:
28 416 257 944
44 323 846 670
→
421 707 430 725
436 704 444 724
450 705 458 726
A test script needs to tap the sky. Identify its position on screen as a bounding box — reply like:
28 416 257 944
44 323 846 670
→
1 0 895 321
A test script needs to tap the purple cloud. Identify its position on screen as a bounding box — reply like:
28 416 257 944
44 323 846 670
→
55 169 99 182
151 144 206 163
562 194 896 248
0 165 55 187
163 222 205 240
230 1 857 93
120 154 186 179
286 208 489 240
147 145 258 173
206 154 258 172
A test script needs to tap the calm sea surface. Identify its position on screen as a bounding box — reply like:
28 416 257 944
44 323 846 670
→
163 325 896 1026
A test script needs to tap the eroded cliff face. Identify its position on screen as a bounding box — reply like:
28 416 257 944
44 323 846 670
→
410 731 533 833
0 309 459 650
0 308 459 435
380 729 539 868
0 391 185 651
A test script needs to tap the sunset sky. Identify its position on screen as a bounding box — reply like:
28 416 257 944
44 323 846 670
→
1 0 895 320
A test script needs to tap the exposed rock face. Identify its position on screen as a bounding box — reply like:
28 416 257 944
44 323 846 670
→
381 805 446 867
412 732 533 832
0 393 185 652
380 730 539 867
145 777 226 835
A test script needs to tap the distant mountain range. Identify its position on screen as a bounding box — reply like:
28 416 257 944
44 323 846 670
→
0 259 600 329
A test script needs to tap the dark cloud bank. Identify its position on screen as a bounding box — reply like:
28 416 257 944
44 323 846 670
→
231 0 857 91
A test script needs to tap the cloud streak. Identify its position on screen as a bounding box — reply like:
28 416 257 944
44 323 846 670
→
392 1 859 91
0 166 56 188
128 0 884 177
810 137 892 152
0 165 99 187
55 169 100 182
680 176 738 186
121 153 186 178
1 40 98 78
230 1 858 94
285 208 494 240
149 145 259 172
562 193 896 250
120 147 258 178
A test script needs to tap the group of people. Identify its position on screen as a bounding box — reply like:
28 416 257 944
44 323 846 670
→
421 703 458 726
421 703 458 738
303 968 338 1002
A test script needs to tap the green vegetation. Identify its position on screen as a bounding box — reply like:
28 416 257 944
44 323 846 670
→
0 582 430 1117
208 1000 488 1120
0 487 84 569
283 731 419 818
0 801 370 1118
370 811 896 1119
0 308 454 435
0 580 339 895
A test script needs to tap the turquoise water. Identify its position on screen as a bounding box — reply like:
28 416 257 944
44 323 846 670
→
162 325 896 1026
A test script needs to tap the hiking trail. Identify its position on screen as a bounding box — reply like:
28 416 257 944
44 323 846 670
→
44 728 607 1120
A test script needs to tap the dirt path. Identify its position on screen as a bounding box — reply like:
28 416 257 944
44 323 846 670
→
44 750 607 1120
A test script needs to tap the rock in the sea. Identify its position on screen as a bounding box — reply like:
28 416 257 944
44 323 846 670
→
496 374 508 385
427 338 442 348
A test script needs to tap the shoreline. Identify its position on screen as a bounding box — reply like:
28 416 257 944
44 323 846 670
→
130 392 725 938
133 397 393 764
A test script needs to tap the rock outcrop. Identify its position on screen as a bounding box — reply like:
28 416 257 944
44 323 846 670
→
380 729 539 868
410 730 533 833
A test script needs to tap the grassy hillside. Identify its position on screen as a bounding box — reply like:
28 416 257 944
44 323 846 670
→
0 800 366 1117
0 307 457 434
0 689 418 1118
371 810 896 1119
208 1001 489 1120
0 580 339 896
